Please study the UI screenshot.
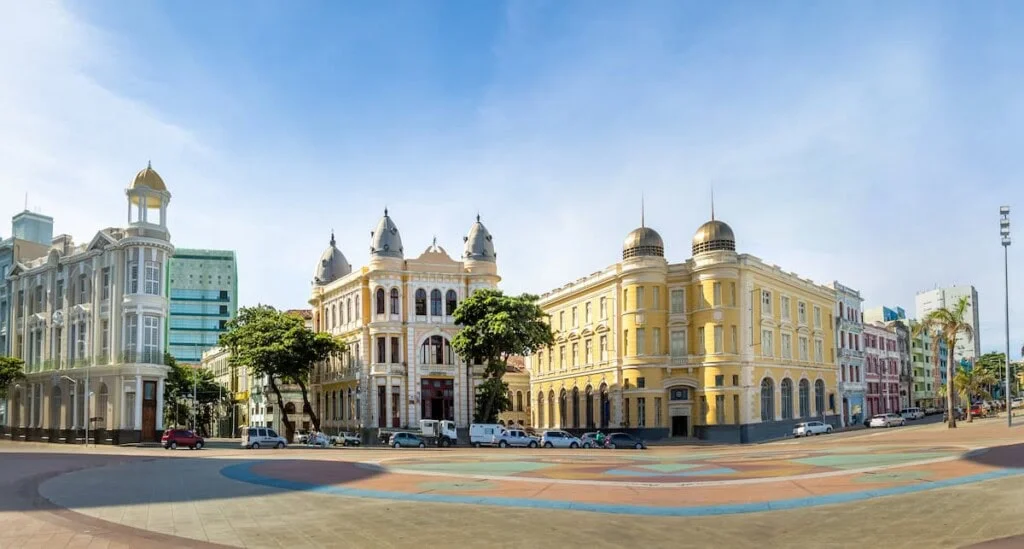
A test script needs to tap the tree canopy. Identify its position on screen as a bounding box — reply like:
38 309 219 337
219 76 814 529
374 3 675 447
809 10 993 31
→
0 356 26 400
923 296 975 428
452 289 554 423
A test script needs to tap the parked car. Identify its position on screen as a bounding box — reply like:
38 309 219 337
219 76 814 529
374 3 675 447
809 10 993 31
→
869 413 905 428
969 404 986 418
470 424 505 447
1012 398 1024 409
331 432 361 446
604 432 647 449
792 421 832 437
241 426 288 449
162 429 204 450
924 406 939 415
295 430 310 444
496 429 539 448
900 408 925 420
944 407 966 421
306 432 331 448
540 430 582 448
389 432 427 448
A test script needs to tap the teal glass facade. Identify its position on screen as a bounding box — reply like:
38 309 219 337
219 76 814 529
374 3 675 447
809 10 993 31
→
167 249 237 364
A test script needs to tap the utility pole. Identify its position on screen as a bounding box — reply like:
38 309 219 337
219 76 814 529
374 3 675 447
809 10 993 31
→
1000 206 1012 427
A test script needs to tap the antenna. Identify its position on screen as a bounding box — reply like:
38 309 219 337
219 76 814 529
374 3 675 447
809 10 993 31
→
641 193 645 228
710 184 715 221
24 192 28 212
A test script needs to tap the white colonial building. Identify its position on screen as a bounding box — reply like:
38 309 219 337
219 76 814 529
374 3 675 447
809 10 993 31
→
3 164 173 444
309 210 500 435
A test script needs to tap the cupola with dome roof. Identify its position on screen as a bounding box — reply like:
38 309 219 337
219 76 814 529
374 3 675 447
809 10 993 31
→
125 161 171 231
691 196 736 255
314 231 352 285
622 199 664 259
369 208 404 259
463 214 497 262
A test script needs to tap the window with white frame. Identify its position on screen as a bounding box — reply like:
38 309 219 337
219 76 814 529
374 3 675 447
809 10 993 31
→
731 325 738 353
697 326 706 354
635 286 645 310
125 314 138 350
652 327 661 355
585 338 592 364
813 306 822 328
761 290 772 315
780 295 791 320
572 306 578 327
143 315 160 355
799 336 809 361
584 302 591 324
144 260 161 295
781 333 792 359
101 319 109 356
600 297 607 319
652 287 660 309
127 260 139 294
559 345 565 368
101 268 111 300
761 329 774 357
636 328 645 355
599 335 608 361
670 330 686 357
670 289 684 313
798 301 807 324
814 339 824 362
713 325 723 353
571 342 578 366
713 282 722 307
559 311 564 331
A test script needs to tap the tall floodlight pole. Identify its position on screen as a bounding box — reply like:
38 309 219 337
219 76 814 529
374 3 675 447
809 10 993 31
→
1000 206 1011 427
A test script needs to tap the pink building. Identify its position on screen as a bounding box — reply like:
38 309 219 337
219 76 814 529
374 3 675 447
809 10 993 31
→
863 323 901 415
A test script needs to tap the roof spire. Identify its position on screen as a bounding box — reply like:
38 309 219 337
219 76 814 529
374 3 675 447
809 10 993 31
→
432 235 438 249
641 193 645 228
384 206 388 217
147 160 152 170
710 184 715 221
476 211 481 223
330 228 336 246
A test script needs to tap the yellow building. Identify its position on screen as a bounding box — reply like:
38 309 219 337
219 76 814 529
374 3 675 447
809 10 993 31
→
528 213 839 443
309 210 499 435
498 356 531 429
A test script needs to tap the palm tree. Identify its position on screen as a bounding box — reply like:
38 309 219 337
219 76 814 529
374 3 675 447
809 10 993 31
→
953 365 996 422
925 296 975 429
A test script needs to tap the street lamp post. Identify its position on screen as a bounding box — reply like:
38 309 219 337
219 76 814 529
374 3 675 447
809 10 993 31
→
1000 206 1011 427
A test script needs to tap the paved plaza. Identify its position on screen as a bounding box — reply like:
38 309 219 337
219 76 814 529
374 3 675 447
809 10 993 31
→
2 419 1024 548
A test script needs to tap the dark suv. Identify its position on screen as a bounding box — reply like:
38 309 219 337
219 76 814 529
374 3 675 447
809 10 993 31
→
162 429 205 450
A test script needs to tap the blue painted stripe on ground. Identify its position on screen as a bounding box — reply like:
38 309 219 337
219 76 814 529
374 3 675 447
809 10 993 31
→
219 462 1022 517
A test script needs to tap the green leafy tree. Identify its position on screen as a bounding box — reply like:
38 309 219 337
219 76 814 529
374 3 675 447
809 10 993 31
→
924 296 975 429
953 365 996 422
163 353 228 434
974 352 1007 398
452 289 554 423
0 356 26 399
219 306 344 440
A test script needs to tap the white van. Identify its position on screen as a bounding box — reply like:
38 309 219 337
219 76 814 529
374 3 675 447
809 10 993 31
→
900 407 924 420
469 424 504 447
241 426 288 449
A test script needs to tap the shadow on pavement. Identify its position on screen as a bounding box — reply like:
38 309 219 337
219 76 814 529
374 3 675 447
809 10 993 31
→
961 443 1024 469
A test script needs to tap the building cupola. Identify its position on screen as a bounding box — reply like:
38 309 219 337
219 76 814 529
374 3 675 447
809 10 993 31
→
463 214 496 262
691 195 736 255
622 198 664 259
369 208 404 259
314 231 352 285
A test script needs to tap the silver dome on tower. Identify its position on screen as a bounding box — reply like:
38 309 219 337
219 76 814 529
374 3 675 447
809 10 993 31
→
463 214 496 262
691 194 735 255
622 198 664 259
314 231 352 285
370 208 404 259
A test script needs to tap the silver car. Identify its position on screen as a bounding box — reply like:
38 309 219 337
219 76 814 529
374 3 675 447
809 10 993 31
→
496 429 539 448
540 430 582 448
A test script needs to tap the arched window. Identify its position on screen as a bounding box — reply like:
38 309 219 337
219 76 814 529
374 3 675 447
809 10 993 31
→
446 290 458 316
799 379 810 417
559 389 568 427
415 289 427 316
760 378 775 421
571 387 580 428
430 289 443 316
585 386 594 428
815 379 825 415
781 378 793 419
355 296 360 319
390 288 400 315
375 288 385 315
516 391 523 412
537 392 545 428
548 391 555 428
419 335 453 365
96 384 108 429
330 305 336 328
346 298 352 323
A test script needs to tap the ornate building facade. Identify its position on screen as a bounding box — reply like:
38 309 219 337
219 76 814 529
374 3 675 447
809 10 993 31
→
3 164 174 444
830 281 866 426
309 211 499 435
527 213 840 443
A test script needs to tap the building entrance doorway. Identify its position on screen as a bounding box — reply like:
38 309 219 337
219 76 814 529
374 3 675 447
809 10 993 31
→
421 378 454 421
671 415 689 437
142 381 157 441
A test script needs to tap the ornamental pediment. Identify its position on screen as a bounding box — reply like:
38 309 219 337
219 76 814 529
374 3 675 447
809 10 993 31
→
594 323 611 333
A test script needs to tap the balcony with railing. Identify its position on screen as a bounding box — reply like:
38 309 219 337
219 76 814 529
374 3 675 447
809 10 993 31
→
119 348 166 365
370 362 406 376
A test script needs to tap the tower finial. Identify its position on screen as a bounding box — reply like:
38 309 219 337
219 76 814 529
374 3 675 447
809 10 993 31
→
432 235 438 250
384 206 388 217
147 159 152 170
330 228 335 246
710 184 715 221
641 193 645 228
24 192 28 212
476 211 481 223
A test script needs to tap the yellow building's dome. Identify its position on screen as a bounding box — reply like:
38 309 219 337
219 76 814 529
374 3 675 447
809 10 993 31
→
622 226 664 259
131 162 167 192
692 219 736 255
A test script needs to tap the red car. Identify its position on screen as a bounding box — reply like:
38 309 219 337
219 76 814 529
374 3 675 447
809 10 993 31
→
162 429 205 450
970 405 986 418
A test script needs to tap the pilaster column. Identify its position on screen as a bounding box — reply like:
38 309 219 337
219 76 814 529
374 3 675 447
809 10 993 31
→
134 375 142 431
156 378 164 429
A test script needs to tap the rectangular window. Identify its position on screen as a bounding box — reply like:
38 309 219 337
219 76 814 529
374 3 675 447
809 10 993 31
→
584 302 591 324
732 374 739 386
697 327 706 355
585 338 593 364
652 328 661 355
101 319 109 356
127 260 139 294
377 336 386 363
799 336 809 361
571 342 578 366
623 289 629 310
77 274 87 304
713 282 722 307
781 333 792 359
654 397 662 427
714 325 723 353
761 290 772 315
624 398 630 427
144 260 162 295
733 394 740 425
731 326 738 353
815 339 824 362
670 330 686 357
637 397 646 427
56 279 64 307
762 329 774 357
559 311 564 331
599 335 608 361
600 297 607 319
670 289 685 313
637 377 646 388
780 295 791 320
715 374 724 387
636 287 645 310
716 395 726 424
559 345 566 368
652 287 660 309
624 330 630 356
798 301 807 324
572 306 578 327
142 315 160 355
390 337 400 363
636 328 645 355
125 314 138 349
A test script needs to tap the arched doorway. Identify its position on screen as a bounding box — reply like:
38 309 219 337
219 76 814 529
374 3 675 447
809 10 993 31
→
668 386 693 437
571 387 580 428
50 386 62 430
599 383 609 428
585 386 594 429
96 384 109 429
547 391 554 428
536 392 545 428
558 389 567 428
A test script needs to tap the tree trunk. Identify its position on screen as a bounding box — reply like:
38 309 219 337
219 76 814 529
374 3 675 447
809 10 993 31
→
295 378 320 432
267 376 295 441
946 338 957 428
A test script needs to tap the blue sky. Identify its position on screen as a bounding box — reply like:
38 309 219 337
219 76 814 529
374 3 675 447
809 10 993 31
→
2 1 1024 355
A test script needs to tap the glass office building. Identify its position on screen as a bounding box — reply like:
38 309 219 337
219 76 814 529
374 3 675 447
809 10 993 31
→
167 249 237 364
